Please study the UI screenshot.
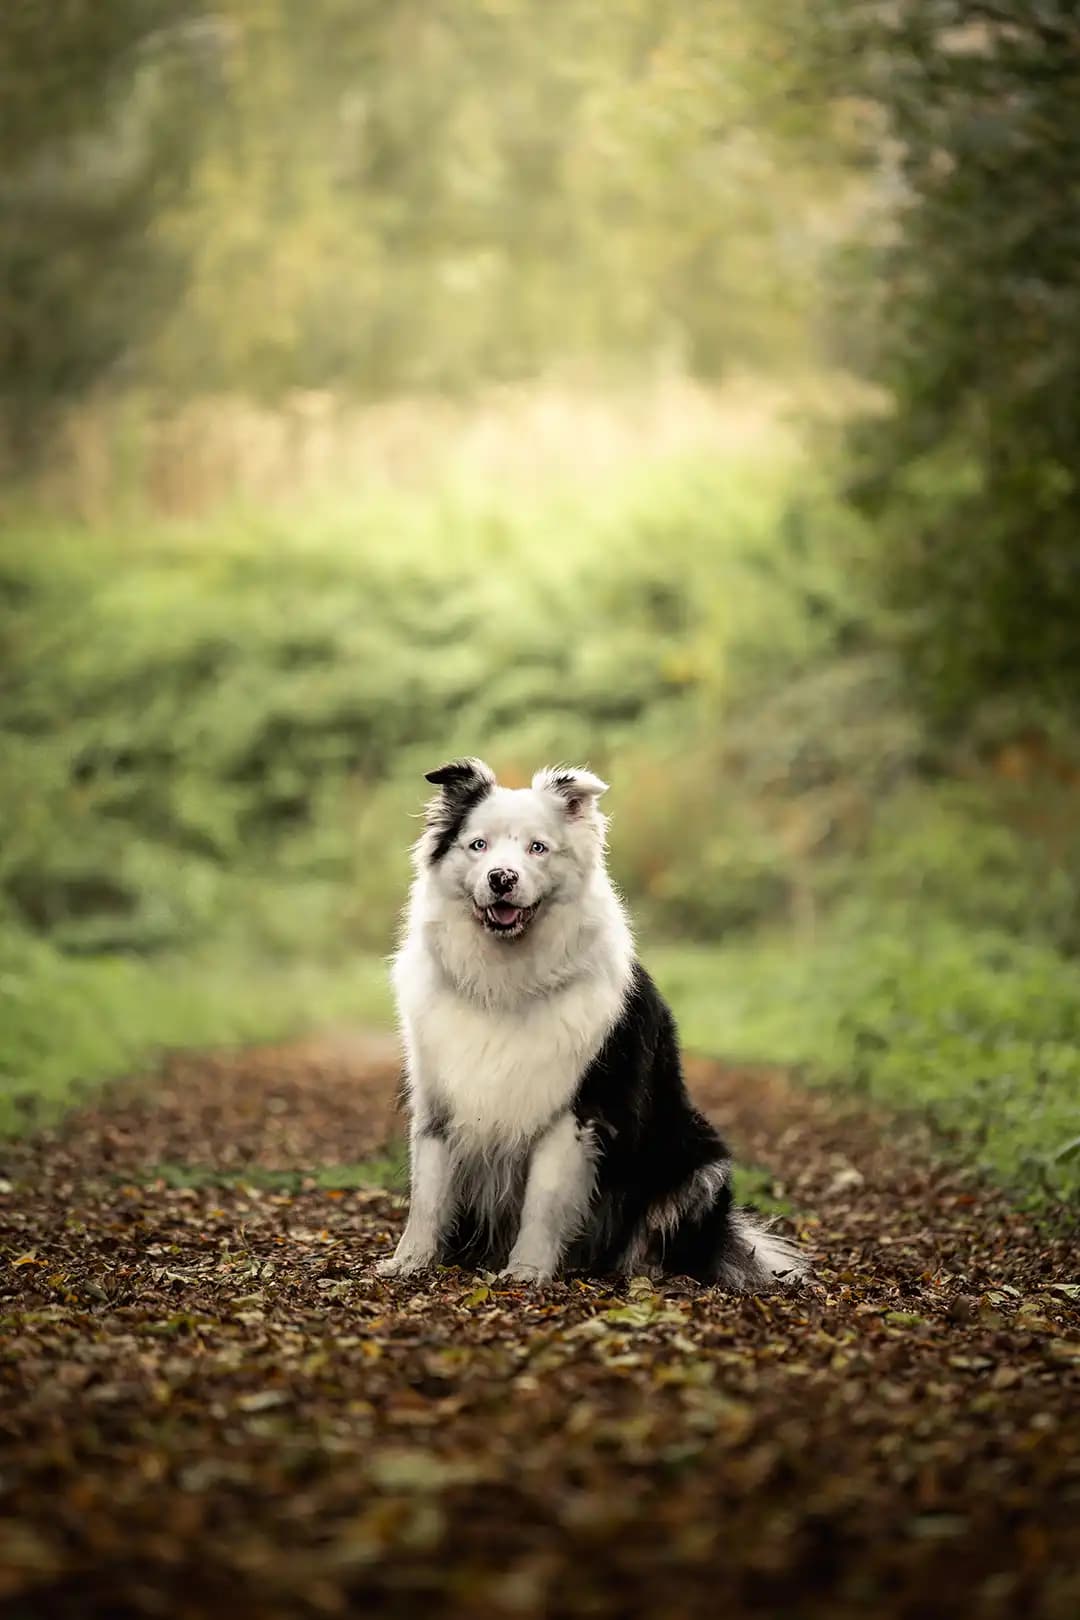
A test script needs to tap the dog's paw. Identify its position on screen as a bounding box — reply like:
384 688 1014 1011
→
497 1261 554 1285
376 1251 432 1278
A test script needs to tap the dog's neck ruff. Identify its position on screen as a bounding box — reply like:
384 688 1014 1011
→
395 866 635 1152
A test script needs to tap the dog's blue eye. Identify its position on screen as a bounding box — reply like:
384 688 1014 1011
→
529 840 548 855
468 837 487 852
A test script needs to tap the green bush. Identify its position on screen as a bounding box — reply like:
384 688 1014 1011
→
5 447 1080 1208
813 1 1080 722
1 461 865 965
654 895 1080 1208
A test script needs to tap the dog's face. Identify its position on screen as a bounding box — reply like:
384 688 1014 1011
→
419 759 608 942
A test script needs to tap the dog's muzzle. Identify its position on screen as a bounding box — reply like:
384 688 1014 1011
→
472 897 540 940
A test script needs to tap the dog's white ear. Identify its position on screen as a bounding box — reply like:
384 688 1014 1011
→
532 765 608 819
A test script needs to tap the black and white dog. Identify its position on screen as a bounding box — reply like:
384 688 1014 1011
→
379 758 807 1288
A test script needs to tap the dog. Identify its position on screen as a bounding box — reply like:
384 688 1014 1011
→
379 758 807 1288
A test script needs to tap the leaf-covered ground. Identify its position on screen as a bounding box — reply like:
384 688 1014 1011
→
2 1037 1078 1620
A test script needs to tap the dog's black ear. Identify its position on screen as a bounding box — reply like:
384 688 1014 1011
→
421 757 496 862
424 757 496 791
532 765 608 819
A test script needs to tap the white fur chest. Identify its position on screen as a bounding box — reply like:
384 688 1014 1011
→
395 956 626 1147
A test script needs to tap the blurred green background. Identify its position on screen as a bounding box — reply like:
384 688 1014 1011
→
2 1 1079 1205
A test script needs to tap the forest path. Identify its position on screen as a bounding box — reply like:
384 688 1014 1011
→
2 1034 1078 1619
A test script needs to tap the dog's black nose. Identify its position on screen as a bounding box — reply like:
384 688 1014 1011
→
488 867 518 896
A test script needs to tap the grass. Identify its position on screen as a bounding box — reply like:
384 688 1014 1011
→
136 1153 790 1219
0 937 393 1136
143 1146 409 1194
648 772 1080 1208
728 1163 795 1216
652 908 1080 1211
131 1145 788 1223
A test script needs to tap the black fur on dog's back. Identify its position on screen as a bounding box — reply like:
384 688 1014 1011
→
568 962 736 1280
440 963 802 1286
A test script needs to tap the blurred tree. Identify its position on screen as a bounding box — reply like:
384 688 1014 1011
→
0 1 216 460
804 1 1080 721
1 0 853 446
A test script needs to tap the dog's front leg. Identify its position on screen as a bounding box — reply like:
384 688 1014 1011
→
377 1125 453 1276
501 1113 595 1283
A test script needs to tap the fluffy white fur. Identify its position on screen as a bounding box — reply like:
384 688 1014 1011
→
380 759 808 1287
384 766 628 1278
396 766 632 1117
719 1210 808 1293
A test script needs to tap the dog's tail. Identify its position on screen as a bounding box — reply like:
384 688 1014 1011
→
718 1205 810 1291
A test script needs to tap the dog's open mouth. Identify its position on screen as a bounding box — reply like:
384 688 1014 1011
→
474 899 539 939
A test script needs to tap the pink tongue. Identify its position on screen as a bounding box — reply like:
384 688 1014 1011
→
492 902 520 924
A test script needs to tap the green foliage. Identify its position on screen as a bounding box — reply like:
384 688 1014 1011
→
813 2 1080 721
0 931 392 1137
143 1148 408 1192
1 452 860 963
0 2 193 163
729 1163 794 1217
653 882 1080 1210
642 705 1080 1210
4 445 1080 1211
838 782 1080 955
152 0 838 396
0 2 209 454
0 442 881 1134
6 0 1080 1225
1 0 850 455
5 430 1080 1210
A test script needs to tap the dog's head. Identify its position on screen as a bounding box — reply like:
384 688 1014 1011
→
418 758 609 942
